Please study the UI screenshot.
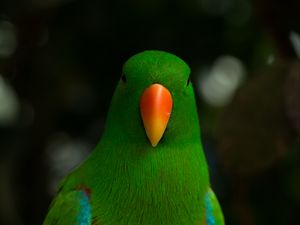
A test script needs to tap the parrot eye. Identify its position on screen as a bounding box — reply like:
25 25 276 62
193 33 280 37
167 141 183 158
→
187 76 191 86
121 74 127 83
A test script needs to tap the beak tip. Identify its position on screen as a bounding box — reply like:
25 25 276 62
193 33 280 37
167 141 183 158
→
150 142 158 147
147 134 159 147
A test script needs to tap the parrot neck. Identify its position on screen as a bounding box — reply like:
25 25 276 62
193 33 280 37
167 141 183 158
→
92 87 210 200
87 138 210 225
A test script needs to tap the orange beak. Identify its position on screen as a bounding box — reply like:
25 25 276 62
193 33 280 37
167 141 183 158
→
140 84 173 147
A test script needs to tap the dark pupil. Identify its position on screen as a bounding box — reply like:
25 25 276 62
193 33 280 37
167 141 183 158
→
121 74 127 83
187 76 191 86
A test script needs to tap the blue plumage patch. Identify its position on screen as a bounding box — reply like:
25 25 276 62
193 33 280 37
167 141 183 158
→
77 190 92 225
205 191 216 225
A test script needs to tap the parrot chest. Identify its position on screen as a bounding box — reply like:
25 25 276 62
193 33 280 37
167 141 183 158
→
89 174 207 225
81 144 209 225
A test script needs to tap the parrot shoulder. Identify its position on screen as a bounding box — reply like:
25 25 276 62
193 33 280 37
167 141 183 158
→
43 184 93 225
204 187 225 225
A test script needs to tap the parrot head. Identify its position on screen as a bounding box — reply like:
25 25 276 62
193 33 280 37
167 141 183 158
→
104 50 199 149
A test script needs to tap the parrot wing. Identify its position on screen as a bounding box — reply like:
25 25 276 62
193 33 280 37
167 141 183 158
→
204 188 225 225
43 187 92 225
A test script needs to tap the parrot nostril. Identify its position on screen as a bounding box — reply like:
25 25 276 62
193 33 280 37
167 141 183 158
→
152 82 160 85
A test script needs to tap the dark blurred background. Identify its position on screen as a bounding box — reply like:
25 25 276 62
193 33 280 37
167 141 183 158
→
0 0 299 224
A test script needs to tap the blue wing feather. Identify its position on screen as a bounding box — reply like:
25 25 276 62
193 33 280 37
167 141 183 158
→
43 187 92 225
204 188 225 225
77 190 92 225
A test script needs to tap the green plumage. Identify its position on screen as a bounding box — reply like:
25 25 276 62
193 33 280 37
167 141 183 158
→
43 50 225 225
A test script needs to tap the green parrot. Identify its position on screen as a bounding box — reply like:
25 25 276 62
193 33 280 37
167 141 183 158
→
43 50 225 225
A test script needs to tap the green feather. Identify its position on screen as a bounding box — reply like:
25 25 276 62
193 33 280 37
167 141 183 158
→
43 50 224 225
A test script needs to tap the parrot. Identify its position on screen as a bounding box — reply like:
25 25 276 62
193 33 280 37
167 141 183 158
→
43 50 225 225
